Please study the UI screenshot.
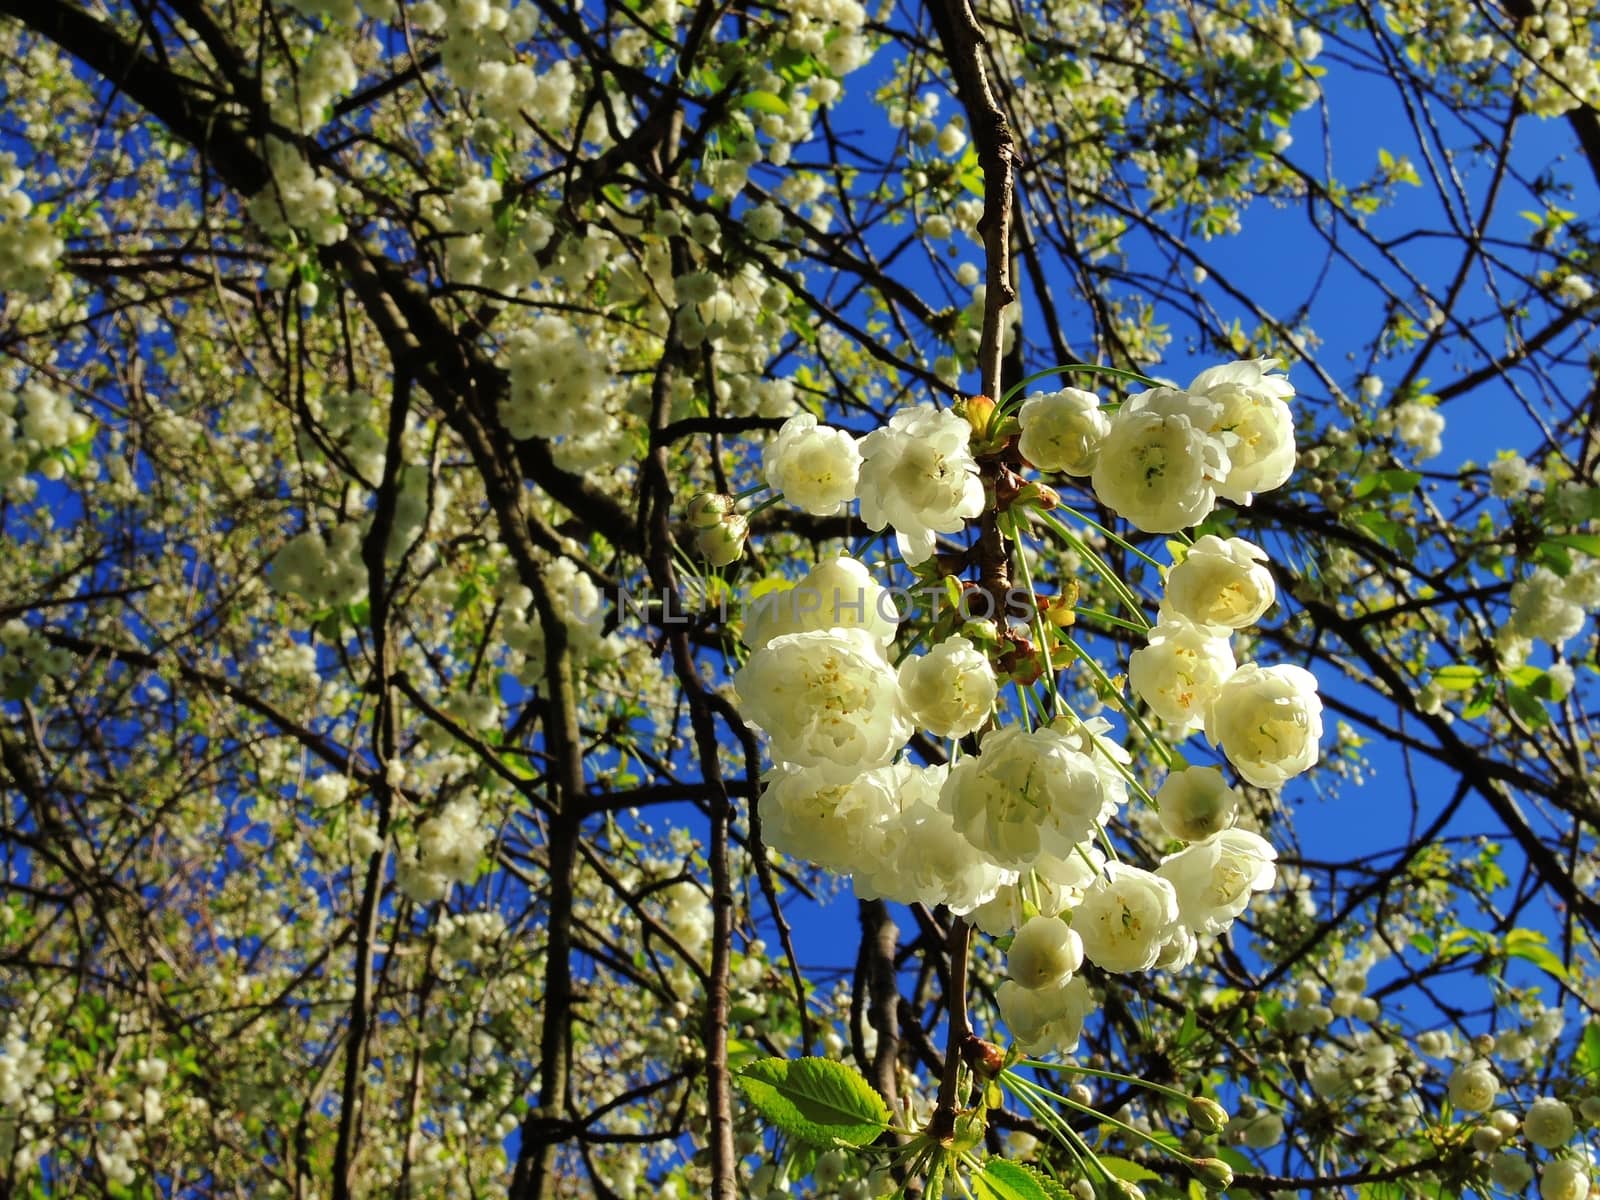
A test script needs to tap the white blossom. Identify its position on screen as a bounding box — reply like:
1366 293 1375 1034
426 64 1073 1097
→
1156 766 1241 842
742 556 901 651
763 413 862 516
939 725 1110 868
1091 386 1231 533
1073 863 1180 973
1186 357 1297 504
898 635 998 738
1157 829 1277 935
1007 916 1085 990
1161 536 1277 631
1205 663 1323 788
1017 387 1109 475
1129 620 1236 729
856 404 985 564
1526 1097 1577 1149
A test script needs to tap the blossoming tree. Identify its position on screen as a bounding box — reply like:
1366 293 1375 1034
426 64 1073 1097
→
0 0 1598 1196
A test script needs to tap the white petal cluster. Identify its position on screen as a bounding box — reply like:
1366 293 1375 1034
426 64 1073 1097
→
1525 1097 1577 1149
997 975 1095 1057
762 413 862 516
1161 536 1276 630
939 725 1111 869
1394 400 1445 461
1205 664 1323 788
248 138 348 246
1186 357 1297 504
1541 1159 1591 1200
1508 566 1589 647
1091 386 1231 533
0 158 62 297
1073 863 1180 973
1156 766 1240 842
854 765 1012 914
1128 620 1236 729
1090 359 1297 530
857 404 985 564
897 635 998 738
743 556 900 651
398 797 492 903
735 627 912 780
269 523 369 607
1007 915 1084 990
758 763 904 876
501 315 613 440
0 381 90 496
1157 828 1277 935
1017 387 1108 475
1448 1061 1498 1112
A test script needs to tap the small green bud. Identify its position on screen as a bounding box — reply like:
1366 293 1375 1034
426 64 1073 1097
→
1188 1095 1230 1134
695 514 748 567
1192 1157 1234 1193
687 492 735 530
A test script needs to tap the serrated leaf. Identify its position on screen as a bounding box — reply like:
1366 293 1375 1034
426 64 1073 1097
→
734 1057 890 1147
977 1160 1072 1200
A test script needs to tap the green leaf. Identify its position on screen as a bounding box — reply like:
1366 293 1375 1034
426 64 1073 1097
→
741 90 790 115
1097 1157 1162 1184
1548 533 1600 559
976 1160 1073 1200
733 1057 890 1147
1505 928 1567 980
1351 468 1422 499
1431 664 1482 692
1576 1022 1600 1081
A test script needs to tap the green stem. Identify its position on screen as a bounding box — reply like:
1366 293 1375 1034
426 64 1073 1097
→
998 363 1164 409
1032 510 1148 631
1056 504 1167 572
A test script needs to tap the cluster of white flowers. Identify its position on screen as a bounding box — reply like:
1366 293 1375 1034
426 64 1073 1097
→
396 797 493 902
499 554 612 683
1490 452 1538 499
437 909 508 966
268 38 361 133
1392 399 1445 461
501 316 611 439
1130 534 1322 786
735 359 1317 1058
0 157 62 298
268 522 369 607
1501 558 1600 653
0 380 89 497
1016 358 1295 533
756 404 984 565
248 139 348 246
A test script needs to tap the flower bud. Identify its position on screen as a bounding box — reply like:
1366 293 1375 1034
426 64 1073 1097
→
1157 766 1241 842
1524 1097 1576 1149
963 394 997 437
1188 1096 1230 1134
1472 1126 1504 1154
688 492 736 530
696 514 748 567
1193 1158 1234 1193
